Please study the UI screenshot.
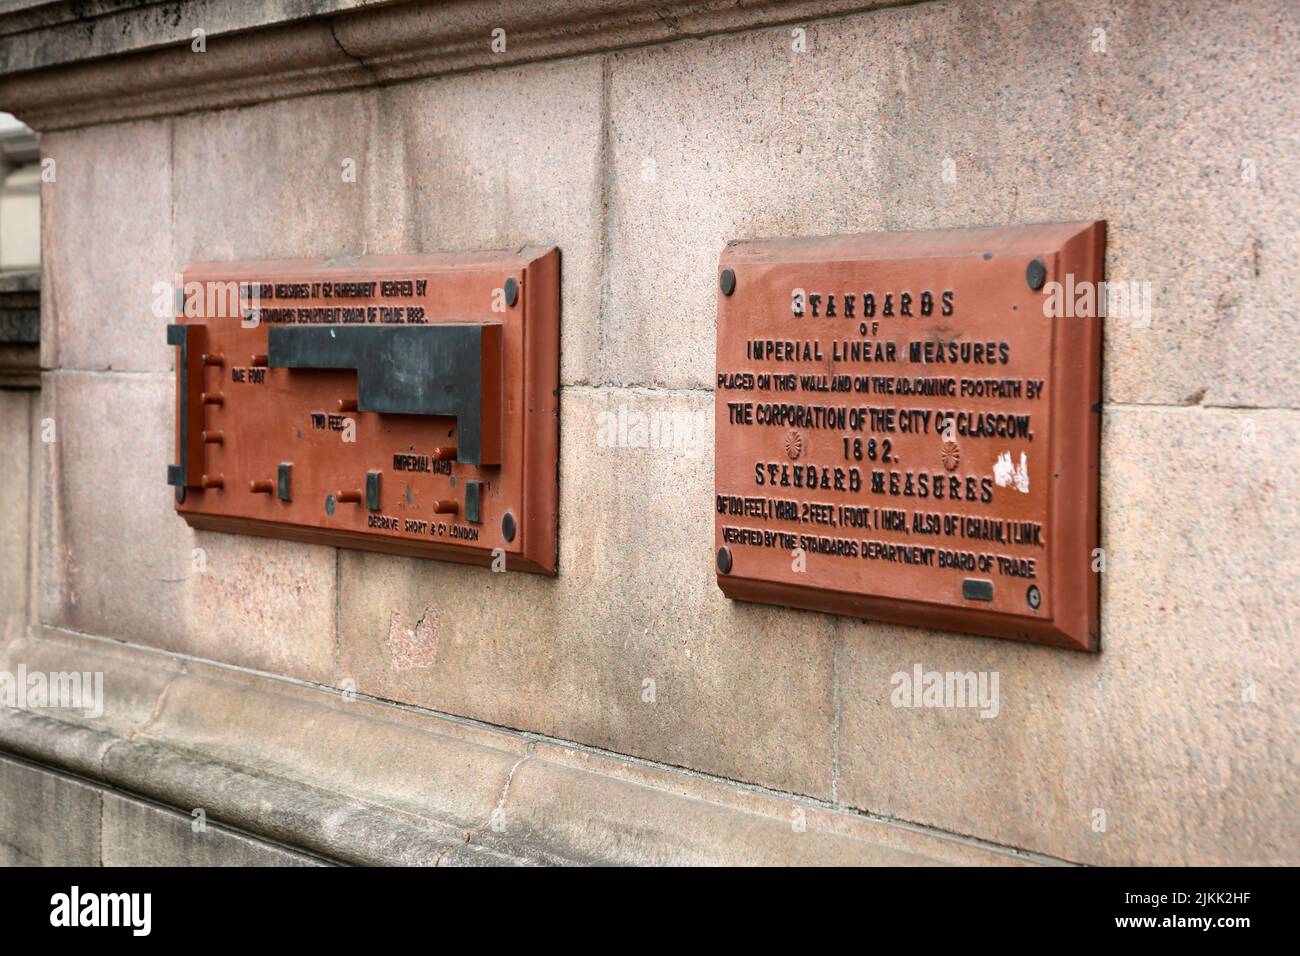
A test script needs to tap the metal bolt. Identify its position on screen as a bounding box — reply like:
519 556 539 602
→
719 268 736 296
502 511 517 542
716 546 732 574
504 277 519 308
1026 259 1047 291
1027 585 1041 610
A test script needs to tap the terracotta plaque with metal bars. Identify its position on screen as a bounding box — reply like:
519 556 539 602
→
714 222 1104 650
167 247 559 574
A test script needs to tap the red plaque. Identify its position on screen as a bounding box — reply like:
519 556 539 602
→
714 223 1104 650
169 248 559 574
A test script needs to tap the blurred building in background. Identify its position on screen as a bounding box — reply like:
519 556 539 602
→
0 112 40 270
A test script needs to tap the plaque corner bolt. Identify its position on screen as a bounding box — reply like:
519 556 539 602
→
716 546 732 574
719 268 736 296
1026 258 1047 291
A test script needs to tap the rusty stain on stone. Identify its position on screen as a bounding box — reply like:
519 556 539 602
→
386 608 440 670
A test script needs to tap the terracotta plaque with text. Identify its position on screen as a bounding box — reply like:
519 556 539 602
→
714 223 1104 650
168 248 559 574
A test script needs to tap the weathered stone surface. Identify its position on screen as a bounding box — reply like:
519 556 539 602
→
0 1 898 131
0 627 180 744
7 22 369 133
337 387 838 798
169 61 603 385
172 91 373 267
837 406 1300 865
38 371 179 638
101 793 326 866
37 371 337 682
101 736 499 866
363 59 604 385
40 119 173 372
508 739 1036 866
178 531 338 681
10 0 1298 870
603 0 1300 406
0 389 31 647
3 627 1033 866
0 754 325 866
0 755 101 864
136 665 527 833
0 0 365 75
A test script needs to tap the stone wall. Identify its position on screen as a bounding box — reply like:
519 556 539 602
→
3 0 1297 865
0 388 32 645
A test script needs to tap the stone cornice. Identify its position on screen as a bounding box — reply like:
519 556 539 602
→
0 0 389 74
0 0 897 131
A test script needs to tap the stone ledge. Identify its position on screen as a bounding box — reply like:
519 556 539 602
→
0 752 330 865
0 0 381 74
0 0 899 131
0 626 1052 866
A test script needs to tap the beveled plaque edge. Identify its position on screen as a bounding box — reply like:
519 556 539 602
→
172 245 561 576
713 221 1105 651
